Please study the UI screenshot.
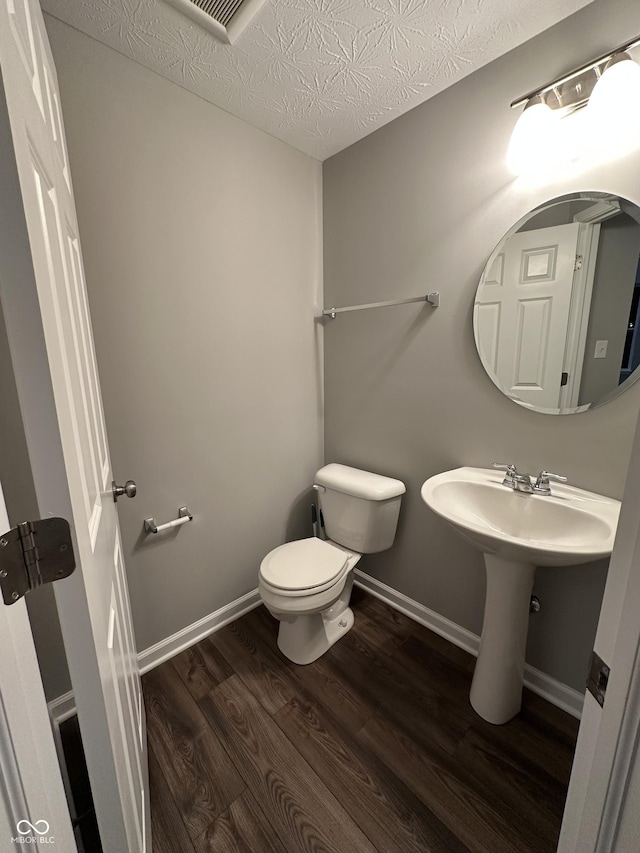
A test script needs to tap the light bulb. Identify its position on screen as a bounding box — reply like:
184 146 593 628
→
587 54 640 159
507 99 561 176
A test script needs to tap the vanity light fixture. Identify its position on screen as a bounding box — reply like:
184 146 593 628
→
508 35 640 176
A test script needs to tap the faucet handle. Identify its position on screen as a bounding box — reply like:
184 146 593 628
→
492 462 517 473
534 471 568 495
492 462 517 486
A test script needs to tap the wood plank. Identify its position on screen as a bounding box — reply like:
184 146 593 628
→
144 663 246 840
171 637 234 701
148 743 196 853
520 688 580 743
416 629 477 675
275 693 471 853
355 593 476 673
454 725 567 847
209 616 296 715
358 714 523 853
352 593 418 652
246 606 372 733
150 723 246 841
391 633 476 707
198 675 378 853
194 790 287 853
468 703 577 786
393 632 576 786
143 663 209 740
323 628 470 755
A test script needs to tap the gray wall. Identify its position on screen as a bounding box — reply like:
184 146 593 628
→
45 17 323 654
323 0 640 691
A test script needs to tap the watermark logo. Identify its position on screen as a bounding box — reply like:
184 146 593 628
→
16 822 49 835
11 819 55 845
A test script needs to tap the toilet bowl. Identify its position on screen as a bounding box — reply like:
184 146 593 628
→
259 537 361 664
258 463 406 665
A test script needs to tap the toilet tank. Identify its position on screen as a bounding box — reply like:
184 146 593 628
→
314 464 406 553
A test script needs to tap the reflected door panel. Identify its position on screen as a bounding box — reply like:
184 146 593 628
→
475 223 580 409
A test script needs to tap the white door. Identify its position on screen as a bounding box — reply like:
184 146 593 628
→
559 409 640 851
0 479 76 851
0 1 149 851
474 222 580 409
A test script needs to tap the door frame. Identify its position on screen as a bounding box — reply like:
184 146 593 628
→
559 221 599 410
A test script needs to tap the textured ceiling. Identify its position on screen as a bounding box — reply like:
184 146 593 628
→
42 0 596 160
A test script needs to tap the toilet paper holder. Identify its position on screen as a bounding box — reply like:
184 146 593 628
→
144 506 193 534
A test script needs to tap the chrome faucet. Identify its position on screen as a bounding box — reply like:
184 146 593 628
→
493 462 534 493
492 463 567 495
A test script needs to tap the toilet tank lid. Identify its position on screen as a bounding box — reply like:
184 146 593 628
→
315 463 406 500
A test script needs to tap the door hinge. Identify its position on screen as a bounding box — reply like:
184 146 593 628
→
561 371 569 386
575 255 583 272
0 518 76 605
587 650 610 707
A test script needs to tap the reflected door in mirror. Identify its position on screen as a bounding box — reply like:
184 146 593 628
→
475 223 580 409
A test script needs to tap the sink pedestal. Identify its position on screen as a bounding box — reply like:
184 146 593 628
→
421 467 621 724
470 554 536 725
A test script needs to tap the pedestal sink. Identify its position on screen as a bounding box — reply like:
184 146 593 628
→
421 467 620 724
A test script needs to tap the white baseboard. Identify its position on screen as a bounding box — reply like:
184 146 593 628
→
354 569 584 720
137 588 262 675
522 663 584 719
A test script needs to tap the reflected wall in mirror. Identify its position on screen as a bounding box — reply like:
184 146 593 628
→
474 193 640 415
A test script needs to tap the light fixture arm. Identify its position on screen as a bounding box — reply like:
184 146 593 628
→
511 34 640 110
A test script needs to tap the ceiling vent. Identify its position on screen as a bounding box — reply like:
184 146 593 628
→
163 0 268 44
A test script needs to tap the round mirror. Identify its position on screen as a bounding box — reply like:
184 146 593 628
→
474 192 640 414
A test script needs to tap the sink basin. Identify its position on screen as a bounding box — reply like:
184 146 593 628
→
421 466 620 567
421 467 620 724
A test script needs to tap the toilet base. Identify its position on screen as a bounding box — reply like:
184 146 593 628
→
277 606 354 665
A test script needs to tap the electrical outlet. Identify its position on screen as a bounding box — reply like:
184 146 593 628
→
594 340 608 359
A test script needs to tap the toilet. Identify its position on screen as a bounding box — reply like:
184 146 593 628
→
258 463 406 664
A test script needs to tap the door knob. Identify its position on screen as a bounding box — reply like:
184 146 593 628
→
112 480 137 502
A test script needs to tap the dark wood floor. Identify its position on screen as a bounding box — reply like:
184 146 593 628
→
143 589 579 853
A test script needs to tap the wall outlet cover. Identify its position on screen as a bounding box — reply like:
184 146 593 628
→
594 340 608 359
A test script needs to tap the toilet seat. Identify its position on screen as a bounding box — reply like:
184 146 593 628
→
259 538 348 594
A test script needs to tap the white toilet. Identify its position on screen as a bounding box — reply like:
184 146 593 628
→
258 463 406 664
